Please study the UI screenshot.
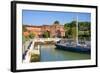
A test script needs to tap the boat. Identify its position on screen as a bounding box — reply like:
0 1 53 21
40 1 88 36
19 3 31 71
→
55 42 90 54
55 15 91 54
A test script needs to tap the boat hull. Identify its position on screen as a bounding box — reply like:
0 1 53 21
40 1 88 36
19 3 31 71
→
55 44 90 54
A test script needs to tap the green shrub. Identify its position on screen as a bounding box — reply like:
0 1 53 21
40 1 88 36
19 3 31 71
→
30 54 40 62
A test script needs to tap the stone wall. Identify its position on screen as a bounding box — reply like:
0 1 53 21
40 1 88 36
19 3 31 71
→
23 24 65 38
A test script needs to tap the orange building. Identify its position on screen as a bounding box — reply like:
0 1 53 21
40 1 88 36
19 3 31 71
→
23 23 65 38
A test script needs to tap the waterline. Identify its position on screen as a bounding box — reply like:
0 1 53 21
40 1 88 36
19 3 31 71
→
39 45 91 62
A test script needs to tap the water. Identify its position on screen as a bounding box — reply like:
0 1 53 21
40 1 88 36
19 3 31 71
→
40 45 90 62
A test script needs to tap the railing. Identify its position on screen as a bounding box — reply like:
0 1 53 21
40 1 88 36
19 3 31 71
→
33 38 61 42
23 39 40 63
23 40 34 63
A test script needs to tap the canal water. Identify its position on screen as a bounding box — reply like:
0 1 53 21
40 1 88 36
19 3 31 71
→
40 45 90 62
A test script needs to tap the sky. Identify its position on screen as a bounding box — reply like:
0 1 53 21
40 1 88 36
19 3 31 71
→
22 10 91 26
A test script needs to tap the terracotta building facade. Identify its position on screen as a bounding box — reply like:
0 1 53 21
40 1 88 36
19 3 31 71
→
23 23 65 38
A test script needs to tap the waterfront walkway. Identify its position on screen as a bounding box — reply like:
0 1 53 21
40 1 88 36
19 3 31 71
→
23 38 61 63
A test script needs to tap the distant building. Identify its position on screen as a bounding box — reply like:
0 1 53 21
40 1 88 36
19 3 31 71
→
23 23 65 38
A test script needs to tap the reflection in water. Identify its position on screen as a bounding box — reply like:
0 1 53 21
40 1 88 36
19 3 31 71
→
40 45 90 62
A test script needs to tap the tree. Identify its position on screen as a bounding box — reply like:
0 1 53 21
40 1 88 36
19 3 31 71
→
70 21 76 27
64 21 91 41
64 21 77 39
78 22 90 31
43 31 50 38
71 27 77 41
64 23 68 29
22 34 30 43
78 22 91 41
29 32 35 39
23 25 27 32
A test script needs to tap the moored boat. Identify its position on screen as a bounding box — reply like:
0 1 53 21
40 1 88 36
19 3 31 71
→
55 40 91 54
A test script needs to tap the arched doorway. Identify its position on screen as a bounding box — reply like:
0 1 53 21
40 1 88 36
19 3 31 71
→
56 30 61 38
